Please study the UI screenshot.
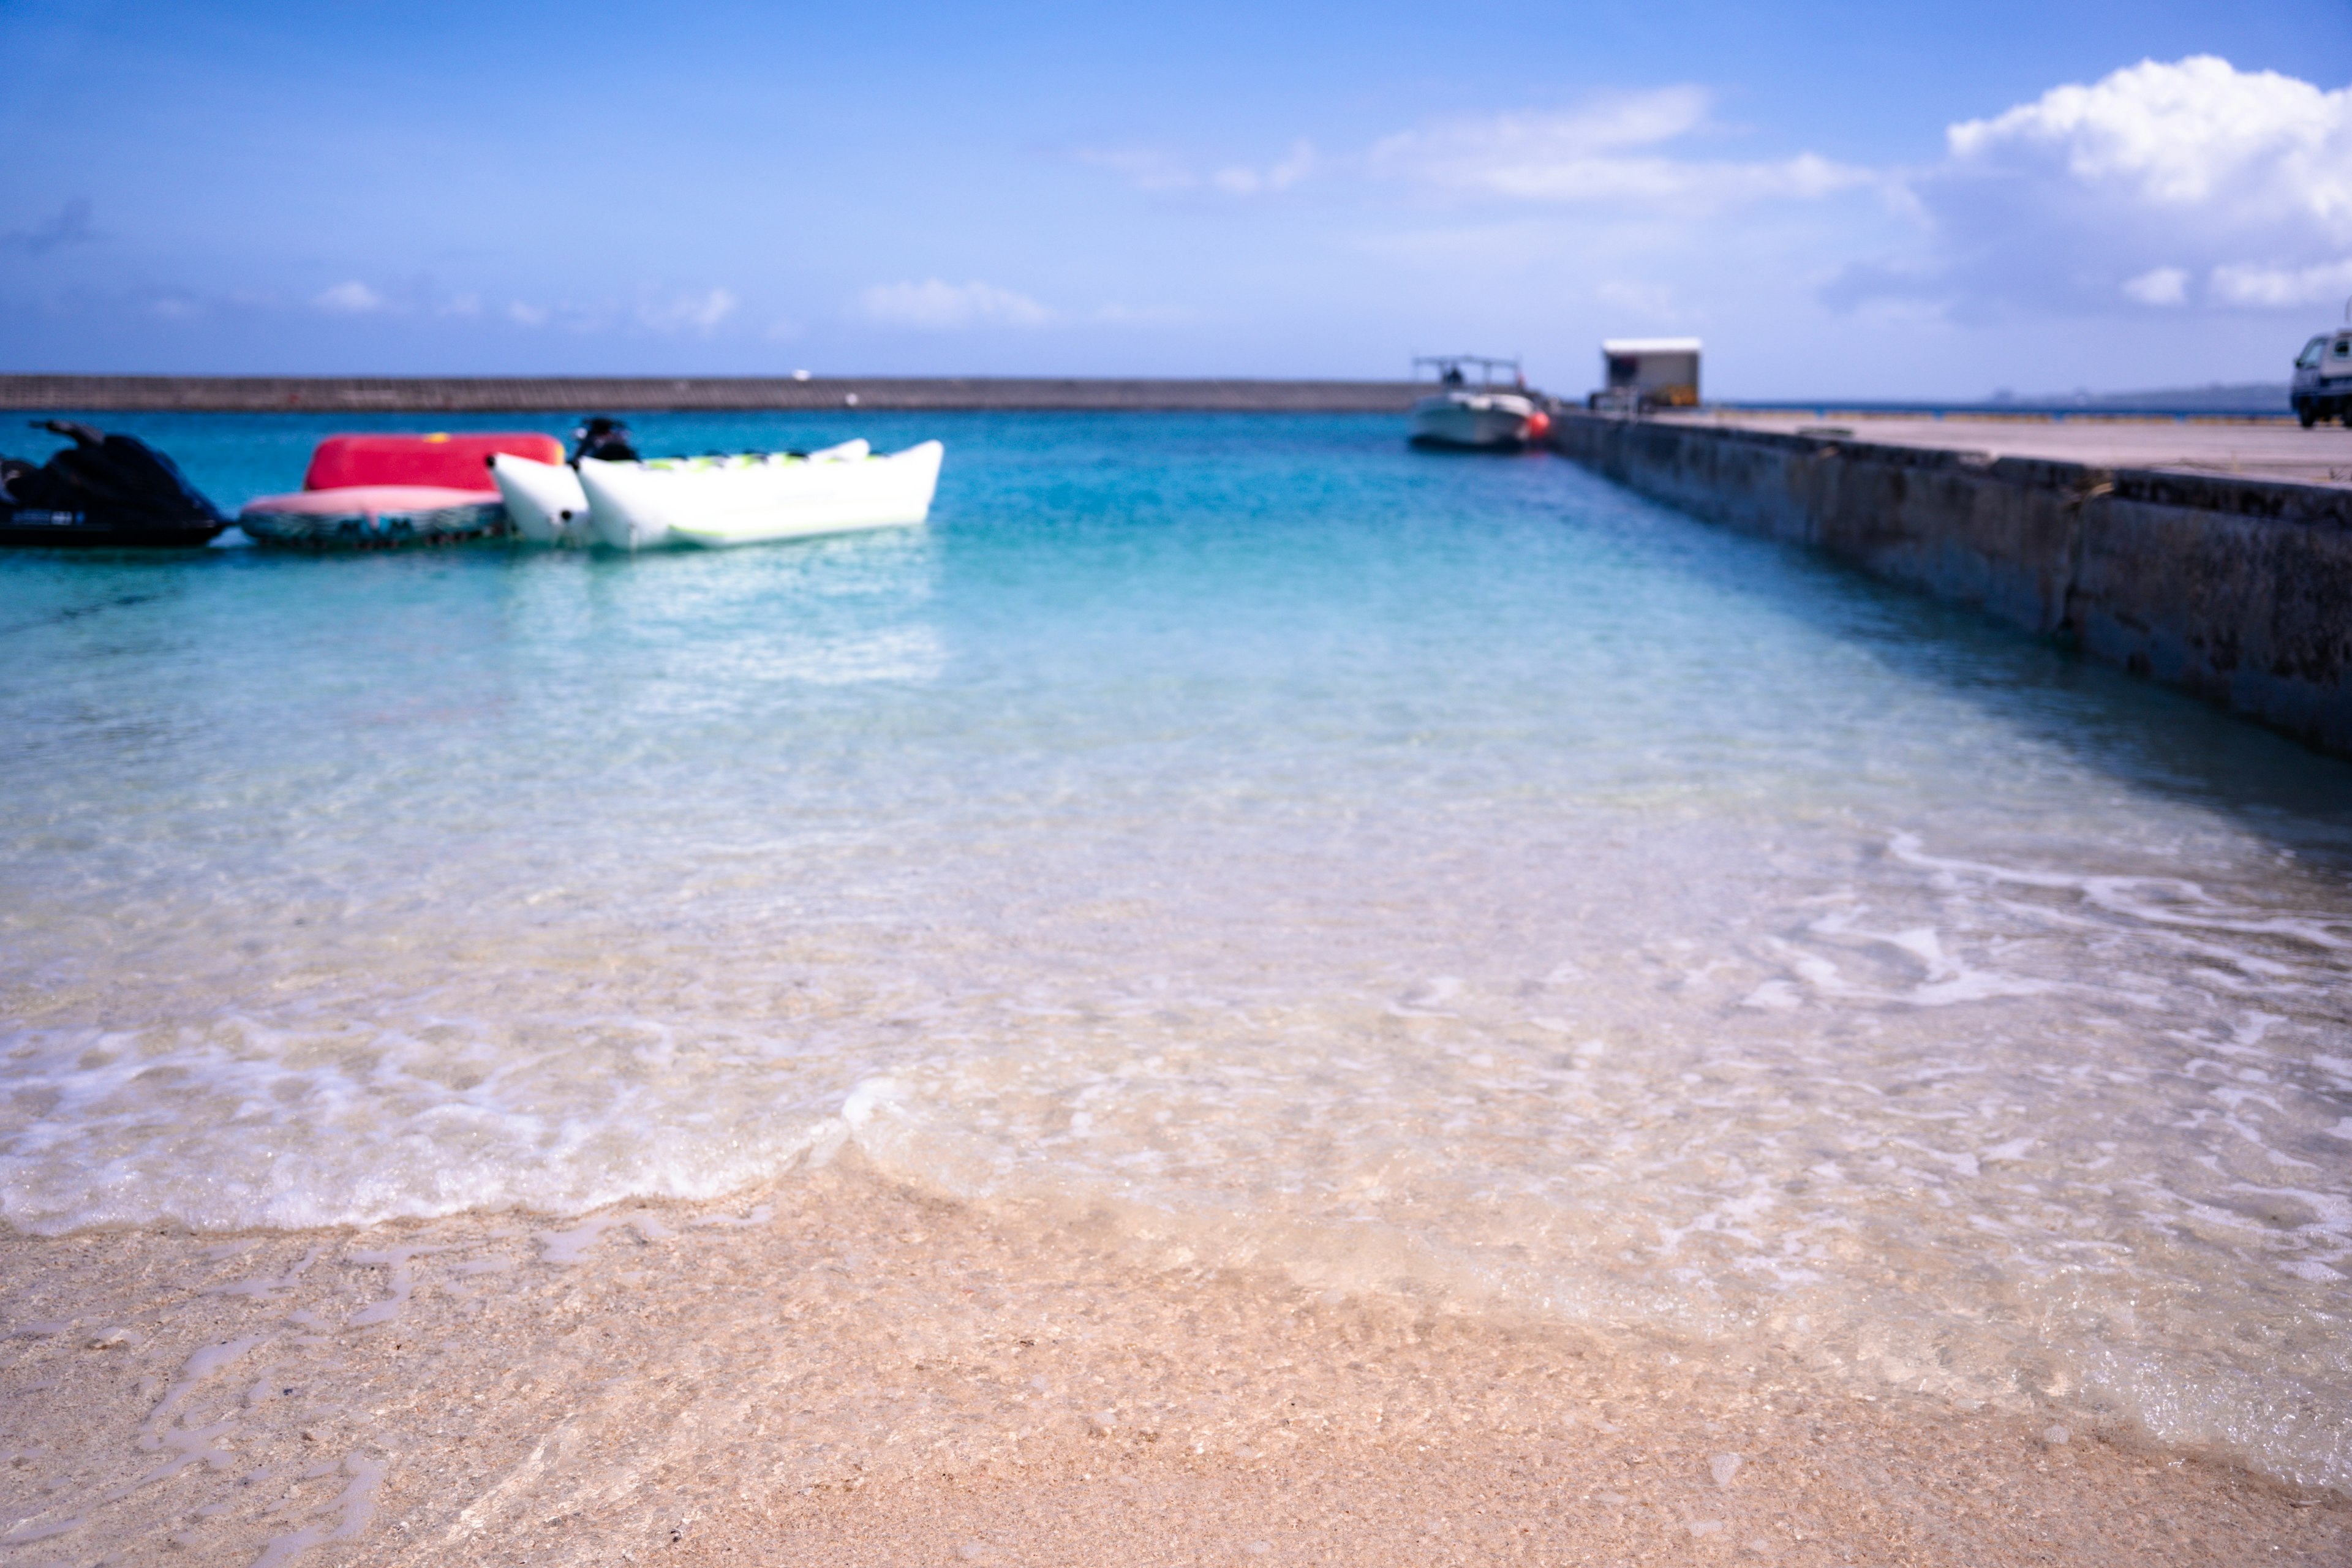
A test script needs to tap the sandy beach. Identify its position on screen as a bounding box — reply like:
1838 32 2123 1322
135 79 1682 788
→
6 413 2349 1564
4 1161 2342 1566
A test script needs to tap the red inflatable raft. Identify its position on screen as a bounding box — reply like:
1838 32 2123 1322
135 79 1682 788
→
239 431 564 547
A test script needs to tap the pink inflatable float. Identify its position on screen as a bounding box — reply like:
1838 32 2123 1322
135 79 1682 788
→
240 431 564 546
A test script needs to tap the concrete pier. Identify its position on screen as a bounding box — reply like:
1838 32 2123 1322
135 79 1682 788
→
0 374 1420 414
1691 409 2352 490
1546 410 2352 757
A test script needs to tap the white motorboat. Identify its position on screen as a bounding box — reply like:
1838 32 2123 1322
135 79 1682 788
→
1409 390 1545 448
577 439 941 550
1406 355 1551 449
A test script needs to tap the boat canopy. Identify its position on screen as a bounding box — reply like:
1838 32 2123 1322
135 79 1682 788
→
1412 355 1526 390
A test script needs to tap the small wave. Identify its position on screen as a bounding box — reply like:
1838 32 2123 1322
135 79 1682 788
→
1890 832 2352 951
823 1069 2352 1498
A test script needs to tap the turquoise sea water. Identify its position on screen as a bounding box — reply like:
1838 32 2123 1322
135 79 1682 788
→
3 412 2350 1488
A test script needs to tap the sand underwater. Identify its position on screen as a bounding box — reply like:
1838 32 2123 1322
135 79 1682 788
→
2 412 2348 1564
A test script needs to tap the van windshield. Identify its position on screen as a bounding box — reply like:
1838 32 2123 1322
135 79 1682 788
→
2298 337 2329 368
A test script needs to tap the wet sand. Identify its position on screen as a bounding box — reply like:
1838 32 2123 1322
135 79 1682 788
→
3 1161 2340 1566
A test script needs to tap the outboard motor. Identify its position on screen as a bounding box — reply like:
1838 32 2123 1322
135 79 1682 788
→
571 417 639 464
0 420 229 548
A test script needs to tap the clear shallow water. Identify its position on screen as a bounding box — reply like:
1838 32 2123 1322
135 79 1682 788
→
3 412 2350 1488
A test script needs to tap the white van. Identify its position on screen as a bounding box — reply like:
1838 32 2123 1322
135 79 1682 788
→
2291 330 2352 428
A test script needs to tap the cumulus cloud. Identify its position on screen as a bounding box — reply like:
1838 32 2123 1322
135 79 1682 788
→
1212 141 1317 195
1944 56 2348 221
498 288 737 334
1088 301 1191 326
1080 146 1208 193
1369 88 1869 211
1836 56 2352 315
310 277 508 319
2120 266 2188 306
312 280 390 314
1596 278 1683 319
2209 257 2352 309
858 278 1054 330
638 286 737 334
1082 140 1318 195
1079 92 1858 214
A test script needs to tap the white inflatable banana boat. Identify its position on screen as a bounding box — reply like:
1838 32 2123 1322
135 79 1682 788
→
533 439 941 551
488 451 590 545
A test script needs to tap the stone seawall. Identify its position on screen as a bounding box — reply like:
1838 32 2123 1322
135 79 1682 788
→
1547 411 2352 757
0 374 1419 413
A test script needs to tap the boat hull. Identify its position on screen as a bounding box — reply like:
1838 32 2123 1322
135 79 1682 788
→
1408 393 1537 448
0 505 226 548
578 440 941 550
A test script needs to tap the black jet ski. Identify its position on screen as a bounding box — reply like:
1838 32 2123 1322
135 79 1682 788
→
0 420 229 548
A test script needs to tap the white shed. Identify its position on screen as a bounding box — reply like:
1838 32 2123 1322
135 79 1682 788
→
1599 338 1702 409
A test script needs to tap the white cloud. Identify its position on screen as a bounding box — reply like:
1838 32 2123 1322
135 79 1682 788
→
2121 266 2188 306
1210 141 1317 195
858 278 1054 330
638 286 737 334
1082 140 1319 196
505 300 614 333
1596 278 1682 318
1839 56 2352 315
310 277 497 320
1079 94 1855 214
1079 146 1201 192
2209 257 2352 309
1088 301 1192 326
1369 88 1870 211
1945 56 2350 224
313 280 389 314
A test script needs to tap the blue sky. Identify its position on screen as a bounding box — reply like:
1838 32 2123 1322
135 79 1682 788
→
2 0 2346 397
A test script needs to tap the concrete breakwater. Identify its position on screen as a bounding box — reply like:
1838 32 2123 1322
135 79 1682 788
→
1547 410 2352 758
0 374 1420 414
